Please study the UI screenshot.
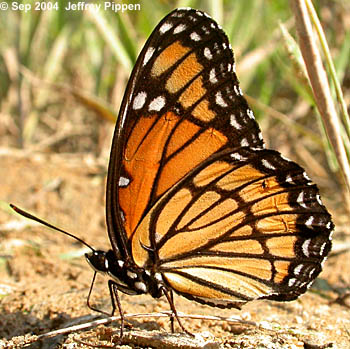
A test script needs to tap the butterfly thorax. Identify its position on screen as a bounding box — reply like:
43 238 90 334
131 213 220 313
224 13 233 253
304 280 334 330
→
85 250 163 298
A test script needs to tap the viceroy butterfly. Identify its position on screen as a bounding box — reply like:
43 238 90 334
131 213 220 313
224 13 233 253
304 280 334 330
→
12 7 333 340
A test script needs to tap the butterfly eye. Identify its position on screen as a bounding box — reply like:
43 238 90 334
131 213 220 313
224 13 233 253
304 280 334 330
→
85 251 107 273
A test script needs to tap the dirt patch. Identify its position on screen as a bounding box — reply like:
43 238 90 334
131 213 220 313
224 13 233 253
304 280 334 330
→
1 152 349 348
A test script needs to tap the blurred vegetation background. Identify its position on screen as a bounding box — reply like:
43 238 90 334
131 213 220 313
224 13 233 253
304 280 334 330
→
0 0 349 221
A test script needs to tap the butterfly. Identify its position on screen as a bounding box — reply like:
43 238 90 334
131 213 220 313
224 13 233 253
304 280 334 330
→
12 7 333 340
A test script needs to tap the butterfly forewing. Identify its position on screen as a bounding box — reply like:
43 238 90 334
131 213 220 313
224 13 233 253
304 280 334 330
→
107 8 264 244
106 7 333 308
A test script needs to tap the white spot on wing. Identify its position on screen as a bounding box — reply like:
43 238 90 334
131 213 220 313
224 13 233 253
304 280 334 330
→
305 216 314 227
143 47 155 66
190 32 201 41
230 114 241 129
204 47 213 59
133 91 147 110
302 239 311 257
261 159 276 170
231 152 248 161
226 86 233 99
280 154 291 162
303 172 311 182
309 268 316 278
149 96 166 111
174 24 186 34
119 176 130 187
240 138 249 147
209 68 218 83
202 25 210 35
286 174 294 184
159 22 173 33
294 264 304 275
120 210 125 222
215 91 228 107
297 192 307 208
288 278 297 287
316 194 323 205
320 242 327 255
247 109 255 119
231 153 242 160
306 280 314 289
176 7 191 11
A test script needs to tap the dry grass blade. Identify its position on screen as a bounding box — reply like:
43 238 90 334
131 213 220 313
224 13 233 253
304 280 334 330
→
86 8 132 72
1 312 257 347
245 95 321 145
20 65 117 123
305 1 350 137
290 0 350 197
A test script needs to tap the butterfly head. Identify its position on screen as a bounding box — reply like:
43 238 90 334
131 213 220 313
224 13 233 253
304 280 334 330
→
85 250 109 274
85 248 162 297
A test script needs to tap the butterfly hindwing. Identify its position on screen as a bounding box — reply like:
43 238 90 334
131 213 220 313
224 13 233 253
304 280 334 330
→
130 147 332 307
107 8 264 246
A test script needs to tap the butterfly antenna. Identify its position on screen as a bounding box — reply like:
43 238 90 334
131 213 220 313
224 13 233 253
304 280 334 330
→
10 204 95 252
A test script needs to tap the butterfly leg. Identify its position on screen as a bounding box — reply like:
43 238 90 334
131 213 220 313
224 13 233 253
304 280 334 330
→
86 272 111 316
161 286 194 337
169 290 175 333
108 280 125 342
86 273 125 342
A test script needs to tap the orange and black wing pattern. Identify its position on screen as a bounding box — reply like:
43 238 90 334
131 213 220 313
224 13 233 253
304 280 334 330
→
131 147 332 307
107 8 263 253
106 8 333 306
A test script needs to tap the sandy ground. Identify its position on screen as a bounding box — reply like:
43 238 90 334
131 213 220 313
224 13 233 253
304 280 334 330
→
1 152 349 348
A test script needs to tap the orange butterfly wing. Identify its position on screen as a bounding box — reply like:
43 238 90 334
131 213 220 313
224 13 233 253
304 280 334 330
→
105 8 333 307
130 148 332 307
107 8 264 250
